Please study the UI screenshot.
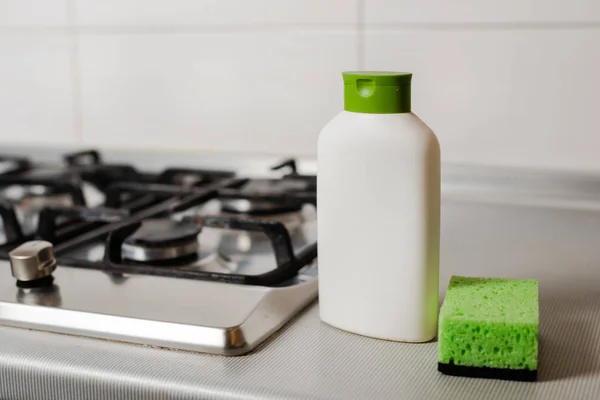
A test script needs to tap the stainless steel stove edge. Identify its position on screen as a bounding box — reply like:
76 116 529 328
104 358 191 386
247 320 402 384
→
0 277 318 356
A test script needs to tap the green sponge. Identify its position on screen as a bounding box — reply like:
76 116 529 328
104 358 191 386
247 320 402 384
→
438 276 539 381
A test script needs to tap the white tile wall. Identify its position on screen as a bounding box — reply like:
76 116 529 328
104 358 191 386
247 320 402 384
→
78 32 356 155
0 0 68 27
365 0 600 24
75 0 358 26
1 0 600 171
0 34 76 144
365 29 600 170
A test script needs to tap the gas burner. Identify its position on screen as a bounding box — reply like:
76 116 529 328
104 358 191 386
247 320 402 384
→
1 184 75 206
122 218 201 263
216 208 309 255
220 198 303 215
0 166 86 208
103 214 316 286
0 180 85 235
219 179 313 216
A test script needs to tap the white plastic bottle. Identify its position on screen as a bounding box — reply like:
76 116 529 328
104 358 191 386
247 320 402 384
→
317 71 440 342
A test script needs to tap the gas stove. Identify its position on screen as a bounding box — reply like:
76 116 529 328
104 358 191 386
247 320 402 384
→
0 150 317 355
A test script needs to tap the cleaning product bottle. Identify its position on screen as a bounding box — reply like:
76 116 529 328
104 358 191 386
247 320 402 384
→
317 71 440 342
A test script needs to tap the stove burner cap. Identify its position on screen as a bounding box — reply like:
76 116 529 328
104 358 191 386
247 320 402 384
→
220 199 302 216
219 179 309 216
122 218 201 262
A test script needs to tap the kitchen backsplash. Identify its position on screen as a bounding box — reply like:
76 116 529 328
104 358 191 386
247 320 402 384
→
1 1 599 171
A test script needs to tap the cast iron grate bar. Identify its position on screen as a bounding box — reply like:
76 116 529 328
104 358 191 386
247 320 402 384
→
52 178 235 256
0 176 86 206
271 158 316 188
0 199 24 246
37 205 129 243
103 215 317 286
63 149 142 192
157 168 235 185
63 149 102 166
0 155 32 176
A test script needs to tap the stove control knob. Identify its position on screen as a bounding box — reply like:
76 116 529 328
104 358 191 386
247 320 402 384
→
9 240 57 288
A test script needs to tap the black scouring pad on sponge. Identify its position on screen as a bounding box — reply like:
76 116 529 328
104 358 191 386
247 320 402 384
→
438 276 539 381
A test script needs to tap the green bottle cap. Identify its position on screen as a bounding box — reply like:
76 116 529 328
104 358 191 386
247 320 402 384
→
342 71 412 114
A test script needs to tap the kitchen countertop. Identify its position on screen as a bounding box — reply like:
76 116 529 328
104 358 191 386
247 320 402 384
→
2 196 600 399
1 148 600 399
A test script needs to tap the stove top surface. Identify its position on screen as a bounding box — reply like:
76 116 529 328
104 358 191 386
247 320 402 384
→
0 149 318 355
0 258 317 355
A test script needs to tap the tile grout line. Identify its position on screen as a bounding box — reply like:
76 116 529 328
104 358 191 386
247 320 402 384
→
0 24 359 35
357 0 365 69
0 21 599 35
66 0 84 145
353 20 600 31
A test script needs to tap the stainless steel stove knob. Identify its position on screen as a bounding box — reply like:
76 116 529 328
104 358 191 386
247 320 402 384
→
9 240 57 287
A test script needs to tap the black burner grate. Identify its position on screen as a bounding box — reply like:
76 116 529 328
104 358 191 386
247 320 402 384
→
0 151 317 286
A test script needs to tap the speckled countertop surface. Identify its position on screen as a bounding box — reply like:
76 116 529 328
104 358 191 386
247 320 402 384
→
2 198 600 399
